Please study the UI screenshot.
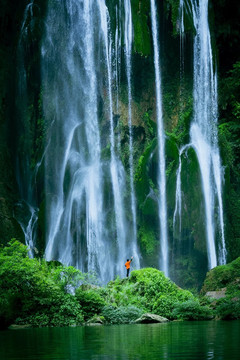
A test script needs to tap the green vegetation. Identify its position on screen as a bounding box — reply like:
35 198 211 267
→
138 226 157 256
102 305 144 324
201 257 240 294
172 300 214 320
3 240 232 330
218 62 240 261
75 288 106 320
201 257 240 320
0 240 85 329
215 298 240 320
131 0 151 56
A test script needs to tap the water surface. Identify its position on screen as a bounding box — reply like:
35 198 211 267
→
0 321 239 360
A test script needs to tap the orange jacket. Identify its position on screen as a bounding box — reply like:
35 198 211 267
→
125 260 132 269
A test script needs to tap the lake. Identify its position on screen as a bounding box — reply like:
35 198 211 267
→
0 320 239 360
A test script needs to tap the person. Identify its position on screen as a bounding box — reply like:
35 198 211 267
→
125 256 133 277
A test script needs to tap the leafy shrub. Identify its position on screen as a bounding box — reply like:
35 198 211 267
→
51 266 99 292
102 305 144 324
172 300 214 321
105 268 196 317
130 268 194 310
16 313 50 327
0 240 49 328
75 288 106 320
153 295 180 319
15 291 84 327
201 257 240 294
0 240 85 328
215 297 240 320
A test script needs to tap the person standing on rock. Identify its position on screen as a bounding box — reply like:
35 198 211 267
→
125 256 133 277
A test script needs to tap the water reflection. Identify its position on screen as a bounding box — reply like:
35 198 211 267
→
0 321 239 360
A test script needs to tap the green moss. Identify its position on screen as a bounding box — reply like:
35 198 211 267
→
164 0 180 34
218 61 240 262
140 196 158 216
164 94 193 146
172 253 208 291
164 0 196 35
139 226 157 255
131 0 151 56
101 144 111 161
143 110 156 137
165 136 179 161
135 138 157 203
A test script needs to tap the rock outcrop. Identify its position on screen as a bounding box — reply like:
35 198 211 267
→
135 313 169 324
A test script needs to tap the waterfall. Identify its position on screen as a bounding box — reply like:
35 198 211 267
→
41 0 140 282
173 154 182 236
98 0 131 277
114 3 122 152
114 4 121 113
42 0 109 281
180 0 227 268
150 0 169 276
173 144 192 236
124 0 140 268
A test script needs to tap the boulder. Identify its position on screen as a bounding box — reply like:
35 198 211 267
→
9 324 32 330
85 316 104 326
135 313 169 324
206 289 226 299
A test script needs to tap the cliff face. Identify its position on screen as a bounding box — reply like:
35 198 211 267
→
0 0 29 244
211 0 240 263
0 0 239 289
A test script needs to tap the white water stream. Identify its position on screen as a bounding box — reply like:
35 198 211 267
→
178 0 227 267
150 0 169 277
41 0 140 282
42 0 109 281
124 0 140 268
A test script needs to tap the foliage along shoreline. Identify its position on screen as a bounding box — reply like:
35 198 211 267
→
0 240 239 330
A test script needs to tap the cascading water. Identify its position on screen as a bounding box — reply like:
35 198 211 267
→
179 0 227 267
173 145 187 235
173 152 182 236
42 0 110 281
114 4 121 114
98 0 130 277
150 0 169 277
41 0 140 282
124 0 140 268
114 3 122 152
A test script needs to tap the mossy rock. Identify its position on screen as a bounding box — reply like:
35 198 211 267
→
131 0 151 56
201 257 240 295
135 138 158 203
179 147 206 252
139 225 158 257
